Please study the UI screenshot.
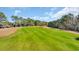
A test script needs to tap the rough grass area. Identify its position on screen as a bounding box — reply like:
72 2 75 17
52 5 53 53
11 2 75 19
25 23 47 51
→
0 26 79 51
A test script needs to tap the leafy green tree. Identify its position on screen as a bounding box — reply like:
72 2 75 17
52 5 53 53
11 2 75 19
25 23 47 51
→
11 16 23 27
0 12 6 21
0 12 10 28
26 18 35 26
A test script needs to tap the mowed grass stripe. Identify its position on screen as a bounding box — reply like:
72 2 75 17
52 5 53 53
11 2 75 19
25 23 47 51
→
0 26 79 50
22 27 51 50
25 27 55 50
37 27 79 50
38 27 79 50
25 27 79 50
27 27 60 50
30 27 71 50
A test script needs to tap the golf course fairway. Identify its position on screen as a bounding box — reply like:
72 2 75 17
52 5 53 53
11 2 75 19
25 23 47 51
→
0 26 79 51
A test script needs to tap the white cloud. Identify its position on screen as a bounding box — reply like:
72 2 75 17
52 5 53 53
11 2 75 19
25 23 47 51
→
22 8 58 22
45 7 57 16
22 16 28 19
50 7 79 20
30 16 50 21
14 10 21 16
13 7 79 21
20 16 50 21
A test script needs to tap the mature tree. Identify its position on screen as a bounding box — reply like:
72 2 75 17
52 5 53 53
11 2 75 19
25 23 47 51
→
0 12 10 28
26 18 35 26
48 13 79 31
11 16 24 27
11 16 18 22
0 12 6 21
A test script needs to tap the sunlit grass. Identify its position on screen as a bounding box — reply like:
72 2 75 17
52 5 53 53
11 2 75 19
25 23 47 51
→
0 26 79 50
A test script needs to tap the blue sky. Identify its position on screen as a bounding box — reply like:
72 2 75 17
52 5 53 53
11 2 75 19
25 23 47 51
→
0 7 79 22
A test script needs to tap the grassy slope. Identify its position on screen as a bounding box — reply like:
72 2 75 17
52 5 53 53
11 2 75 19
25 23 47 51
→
0 26 79 51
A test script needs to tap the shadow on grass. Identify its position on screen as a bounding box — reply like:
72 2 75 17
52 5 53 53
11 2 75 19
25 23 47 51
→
75 37 79 40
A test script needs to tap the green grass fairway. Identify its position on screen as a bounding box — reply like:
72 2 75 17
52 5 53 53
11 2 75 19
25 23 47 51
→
0 26 79 51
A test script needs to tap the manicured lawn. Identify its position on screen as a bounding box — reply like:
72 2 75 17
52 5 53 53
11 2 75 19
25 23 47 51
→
0 26 79 51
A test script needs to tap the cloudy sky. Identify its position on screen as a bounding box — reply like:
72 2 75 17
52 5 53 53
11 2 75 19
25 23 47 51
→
0 7 79 22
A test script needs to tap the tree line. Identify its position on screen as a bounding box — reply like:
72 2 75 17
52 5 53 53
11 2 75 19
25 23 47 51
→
48 13 79 32
0 12 48 28
1 11 79 32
